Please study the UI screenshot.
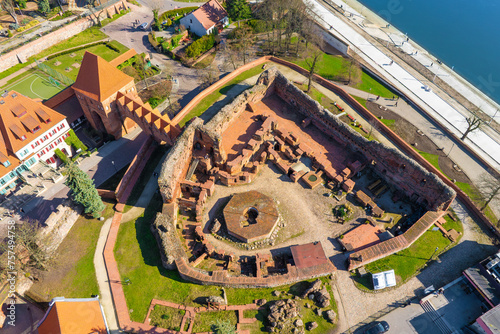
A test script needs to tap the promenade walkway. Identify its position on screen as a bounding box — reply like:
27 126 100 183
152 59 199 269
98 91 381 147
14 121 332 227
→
310 0 500 171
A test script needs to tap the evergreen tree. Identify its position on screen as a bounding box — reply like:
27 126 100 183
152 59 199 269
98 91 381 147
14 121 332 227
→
227 0 251 24
66 163 105 218
38 0 50 16
211 319 236 334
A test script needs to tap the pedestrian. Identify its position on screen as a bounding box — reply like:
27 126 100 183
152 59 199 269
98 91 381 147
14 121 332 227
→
430 62 433 67
415 51 418 55
389 60 393 65
392 95 395 100
406 37 409 42
395 101 398 107
376 95 380 100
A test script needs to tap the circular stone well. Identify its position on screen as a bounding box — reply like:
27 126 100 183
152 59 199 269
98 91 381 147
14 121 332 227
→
223 190 279 243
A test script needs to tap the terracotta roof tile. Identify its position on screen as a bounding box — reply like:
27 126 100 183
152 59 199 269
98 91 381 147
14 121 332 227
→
73 52 134 102
192 0 227 30
0 91 65 153
37 299 107 334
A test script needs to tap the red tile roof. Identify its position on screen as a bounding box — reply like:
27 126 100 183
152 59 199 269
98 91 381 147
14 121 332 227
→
192 0 227 30
37 299 107 334
73 52 134 102
291 242 329 269
0 91 65 154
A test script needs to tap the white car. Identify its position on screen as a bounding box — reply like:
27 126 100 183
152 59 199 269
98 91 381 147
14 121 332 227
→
138 22 148 30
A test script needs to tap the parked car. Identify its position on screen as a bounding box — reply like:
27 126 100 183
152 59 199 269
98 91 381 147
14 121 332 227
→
138 22 148 30
363 321 390 334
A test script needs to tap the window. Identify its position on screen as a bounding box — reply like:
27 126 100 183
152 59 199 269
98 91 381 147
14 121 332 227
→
44 135 48 140
52 129 57 135
32 126 41 133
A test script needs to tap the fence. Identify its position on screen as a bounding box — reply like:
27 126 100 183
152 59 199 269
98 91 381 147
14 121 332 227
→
35 60 75 87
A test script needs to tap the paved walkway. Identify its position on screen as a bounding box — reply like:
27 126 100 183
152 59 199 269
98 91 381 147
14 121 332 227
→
310 0 500 170
22 128 146 221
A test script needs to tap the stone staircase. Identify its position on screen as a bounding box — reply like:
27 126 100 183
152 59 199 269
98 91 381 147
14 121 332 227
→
420 300 455 334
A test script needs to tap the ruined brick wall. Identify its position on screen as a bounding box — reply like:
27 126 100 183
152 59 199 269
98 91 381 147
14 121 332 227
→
158 118 203 203
151 208 187 270
200 85 268 166
266 68 455 211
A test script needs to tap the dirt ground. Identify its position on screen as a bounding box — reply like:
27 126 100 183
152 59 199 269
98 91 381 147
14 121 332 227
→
365 100 470 183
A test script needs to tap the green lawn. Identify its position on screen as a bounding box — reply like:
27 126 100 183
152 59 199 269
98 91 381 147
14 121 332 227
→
292 53 396 98
355 227 452 289
45 41 129 81
27 199 116 301
416 149 442 173
4 71 64 100
456 181 498 223
178 64 269 127
192 311 237 333
115 191 338 324
352 95 367 108
149 305 185 331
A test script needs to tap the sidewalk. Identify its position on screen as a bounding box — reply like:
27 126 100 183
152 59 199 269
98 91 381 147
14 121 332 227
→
310 0 500 170
93 147 168 332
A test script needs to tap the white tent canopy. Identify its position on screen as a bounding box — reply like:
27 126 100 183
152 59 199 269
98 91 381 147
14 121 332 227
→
372 270 397 290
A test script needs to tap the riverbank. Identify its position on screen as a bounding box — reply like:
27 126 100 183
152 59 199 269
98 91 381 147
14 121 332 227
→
332 0 500 126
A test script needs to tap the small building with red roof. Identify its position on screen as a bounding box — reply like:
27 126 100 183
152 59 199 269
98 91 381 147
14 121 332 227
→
180 0 229 37
36 297 109 334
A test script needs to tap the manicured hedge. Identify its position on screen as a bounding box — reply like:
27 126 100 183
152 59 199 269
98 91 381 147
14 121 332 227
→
158 6 197 23
185 34 215 58
65 129 88 152
54 148 69 164
46 41 119 60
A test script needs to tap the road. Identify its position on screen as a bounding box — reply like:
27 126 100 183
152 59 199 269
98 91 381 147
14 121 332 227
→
309 0 500 170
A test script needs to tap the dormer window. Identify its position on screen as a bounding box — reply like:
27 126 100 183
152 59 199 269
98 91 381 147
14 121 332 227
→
20 135 26 141
32 126 41 133
46 118 51 124
2 160 10 167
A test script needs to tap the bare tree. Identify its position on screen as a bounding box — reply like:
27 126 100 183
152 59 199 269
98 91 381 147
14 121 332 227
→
87 0 105 26
1 220 49 270
199 65 220 89
303 30 323 93
1 0 19 25
461 116 482 140
477 173 500 212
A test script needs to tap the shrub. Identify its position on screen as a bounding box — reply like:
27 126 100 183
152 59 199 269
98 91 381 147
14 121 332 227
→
17 0 26 9
9 23 19 30
185 34 215 58
21 18 30 25
64 129 88 152
54 148 69 164
158 7 197 23
7 30 12 38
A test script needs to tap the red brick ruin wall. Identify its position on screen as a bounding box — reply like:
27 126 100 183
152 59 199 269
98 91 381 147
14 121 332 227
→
263 68 455 212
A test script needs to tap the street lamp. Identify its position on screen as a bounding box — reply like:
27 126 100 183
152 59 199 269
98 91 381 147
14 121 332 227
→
111 160 117 173
430 246 439 261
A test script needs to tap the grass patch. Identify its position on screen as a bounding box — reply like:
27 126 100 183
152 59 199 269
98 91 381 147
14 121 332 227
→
149 305 185 331
416 149 442 174
380 118 395 127
27 199 115 300
292 53 396 98
352 95 367 108
456 181 498 223
442 214 463 236
178 64 268 127
192 311 237 333
354 228 451 289
115 191 338 323
46 42 129 81
357 70 396 99
192 51 216 69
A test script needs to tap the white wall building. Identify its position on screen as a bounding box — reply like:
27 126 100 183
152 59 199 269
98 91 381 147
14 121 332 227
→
180 0 229 37
0 91 71 195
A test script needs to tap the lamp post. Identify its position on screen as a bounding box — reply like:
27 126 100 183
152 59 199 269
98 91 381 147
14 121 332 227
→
111 160 117 173
430 246 439 261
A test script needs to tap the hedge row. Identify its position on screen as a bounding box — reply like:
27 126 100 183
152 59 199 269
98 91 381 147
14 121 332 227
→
65 129 88 152
185 34 215 58
46 41 117 60
16 19 40 32
158 6 197 23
